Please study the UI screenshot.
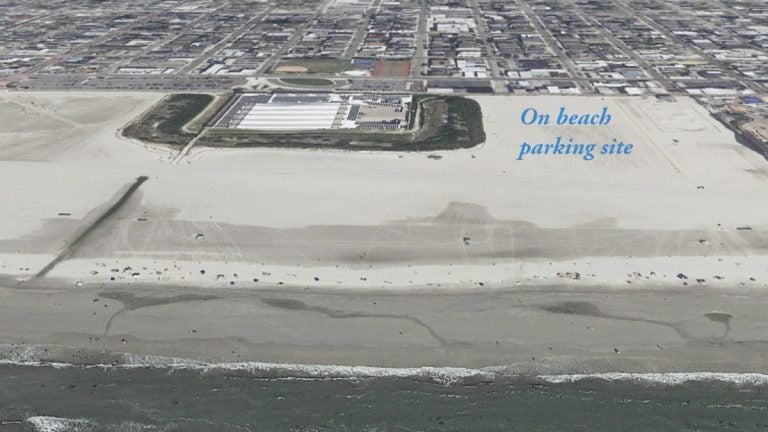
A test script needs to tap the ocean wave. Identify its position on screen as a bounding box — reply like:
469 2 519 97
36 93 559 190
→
0 349 494 385
25 417 154 432
2 347 768 386
121 354 496 385
26 416 91 432
538 372 768 386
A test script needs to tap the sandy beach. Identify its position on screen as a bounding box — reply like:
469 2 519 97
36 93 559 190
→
0 91 767 372
1 280 767 374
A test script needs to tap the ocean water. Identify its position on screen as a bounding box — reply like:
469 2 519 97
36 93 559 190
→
1 363 767 432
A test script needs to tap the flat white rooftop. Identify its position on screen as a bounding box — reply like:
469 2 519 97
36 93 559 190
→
236 102 342 130
216 93 413 130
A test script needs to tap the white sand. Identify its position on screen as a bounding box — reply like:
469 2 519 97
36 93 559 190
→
0 91 168 241
1 92 767 289
164 96 768 231
2 92 768 371
49 255 767 290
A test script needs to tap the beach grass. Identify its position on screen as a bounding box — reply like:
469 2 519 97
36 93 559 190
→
122 93 215 146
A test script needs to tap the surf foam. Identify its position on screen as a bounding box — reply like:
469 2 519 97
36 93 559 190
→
3 347 768 386
26 416 91 432
538 372 768 386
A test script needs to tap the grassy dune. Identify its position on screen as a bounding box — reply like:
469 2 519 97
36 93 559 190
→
122 94 214 146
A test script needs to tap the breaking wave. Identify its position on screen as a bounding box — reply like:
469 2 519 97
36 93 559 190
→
538 372 768 386
2 346 768 386
26 416 91 432
121 354 497 385
25 416 155 432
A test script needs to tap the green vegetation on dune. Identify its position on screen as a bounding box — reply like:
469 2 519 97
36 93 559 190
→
123 93 486 152
409 95 486 150
122 93 214 146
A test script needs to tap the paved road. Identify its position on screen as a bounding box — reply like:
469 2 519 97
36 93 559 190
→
614 0 763 93
21 7 177 77
410 0 430 79
342 0 383 59
179 5 276 75
467 0 506 92
518 2 595 94
255 0 335 74
102 2 236 75
573 10 675 92
0 12 50 33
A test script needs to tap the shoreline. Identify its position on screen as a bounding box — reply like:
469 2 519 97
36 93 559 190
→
2 343 768 386
2 92 767 380
1 279 767 376
2 352 768 387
